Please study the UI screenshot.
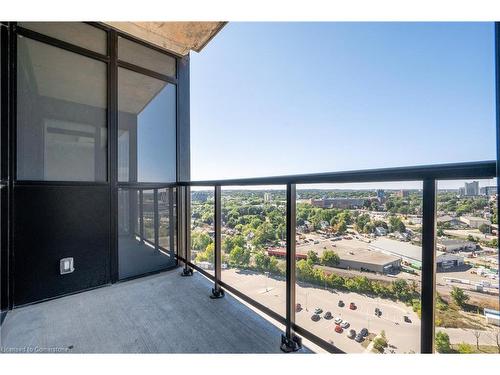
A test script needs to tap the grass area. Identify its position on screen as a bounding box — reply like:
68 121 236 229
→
450 344 500 354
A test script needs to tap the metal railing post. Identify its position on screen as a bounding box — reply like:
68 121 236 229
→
168 188 175 257
139 189 144 242
153 189 159 252
180 185 193 276
211 185 224 298
421 178 437 353
281 183 302 352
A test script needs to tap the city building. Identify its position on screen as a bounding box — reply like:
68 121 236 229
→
395 189 410 198
484 309 500 326
435 253 465 271
480 186 498 196
264 192 272 203
315 248 402 274
437 239 477 253
376 189 385 202
460 216 491 229
437 215 463 228
464 181 480 196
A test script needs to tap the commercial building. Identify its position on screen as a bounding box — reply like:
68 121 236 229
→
435 253 465 270
484 309 500 326
480 186 498 196
316 248 402 274
460 216 491 229
437 239 477 253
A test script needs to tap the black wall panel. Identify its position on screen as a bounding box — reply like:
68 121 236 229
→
13 185 110 306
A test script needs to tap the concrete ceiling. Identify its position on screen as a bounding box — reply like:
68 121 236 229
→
103 22 227 56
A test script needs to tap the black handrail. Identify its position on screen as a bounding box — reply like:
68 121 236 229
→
180 160 496 187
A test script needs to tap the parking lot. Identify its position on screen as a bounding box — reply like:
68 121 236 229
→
221 268 421 353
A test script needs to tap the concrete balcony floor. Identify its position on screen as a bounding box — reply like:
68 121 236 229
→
1 269 311 353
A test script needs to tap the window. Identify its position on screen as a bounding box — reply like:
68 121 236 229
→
118 68 176 183
18 22 107 55
118 36 176 77
16 36 107 181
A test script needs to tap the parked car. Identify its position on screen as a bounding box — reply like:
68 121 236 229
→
296 303 302 312
334 317 342 324
349 302 357 310
314 307 323 315
338 300 345 307
334 325 343 333
360 328 368 337
311 314 321 322
340 321 350 329
375 307 382 317
404 315 412 323
354 333 364 343
323 311 333 320
347 329 356 339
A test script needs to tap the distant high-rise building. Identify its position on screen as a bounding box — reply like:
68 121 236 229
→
480 186 497 196
395 190 410 198
376 189 385 202
264 192 272 203
464 181 479 196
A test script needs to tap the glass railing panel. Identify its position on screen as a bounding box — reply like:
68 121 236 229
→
434 178 499 354
220 186 287 318
295 182 422 353
191 187 215 275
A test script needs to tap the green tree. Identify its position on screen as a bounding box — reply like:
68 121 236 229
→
191 231 212 251
307 250 319 264
389 216 406 233
228 245 250 267
195 243 214 264
321 250 340 267
478 223 490 234
435 331 451 353
450 286 470 308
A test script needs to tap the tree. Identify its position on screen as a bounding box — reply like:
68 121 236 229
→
487 329 500 354
320 250 340 267
478 223 490 234
435 331 451 353
472 330 482 351
191 231 212 251
389 216 406 233
229 245 250 267
307 250 319 264
450 286 470 308
195 243 214 264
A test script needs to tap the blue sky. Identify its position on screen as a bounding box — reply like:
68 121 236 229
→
190 22 496 187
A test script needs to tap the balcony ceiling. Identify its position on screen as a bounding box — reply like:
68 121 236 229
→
103 22 227 56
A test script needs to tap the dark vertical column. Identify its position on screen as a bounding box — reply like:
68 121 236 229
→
7 23 15 309
421 178 437 353
109 29 118 282
176 55 190 183
210 185 224 298
153 189 159 251
281 183 301 352
0 22 11 316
